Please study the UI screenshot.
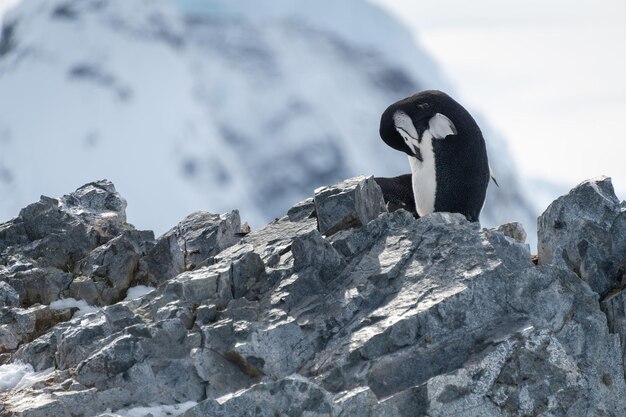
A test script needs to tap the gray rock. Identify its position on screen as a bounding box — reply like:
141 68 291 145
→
190 347 255 398
239 212 318 266
4 267 73 306
76 230 154 305
174 210 243 268
233 317 320 378
0 180 130 308
164 264 232 308
287 197 316 222
0 281 19 308
4 177 626 417
538 176 623 294
152 243 265 322
314 175 387 236
19 179 127 253
59 180 127 229
54 304 143 371
140 210 243 284
1 305 72 353
181 376 336 417
73 319 205 406
490 221 527 243
292 230 345 281
213 244 266 299
602 289 626 380
194 304 218 326
138 232 184 286
537 177 626 387
11 331 56 371
0 307 36 352
0 218 28 253
67 275 104 307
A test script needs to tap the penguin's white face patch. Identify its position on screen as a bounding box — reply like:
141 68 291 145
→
393 111 418 139
393 110 420 154
428 113 457 139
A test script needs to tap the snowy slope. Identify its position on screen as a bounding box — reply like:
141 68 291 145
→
0 0 535 237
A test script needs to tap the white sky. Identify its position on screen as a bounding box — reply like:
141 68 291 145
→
372 0 626 203
0 0 19 18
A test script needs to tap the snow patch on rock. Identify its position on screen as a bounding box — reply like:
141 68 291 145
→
124 285 156 301
0 362 53 392
49 298 100 317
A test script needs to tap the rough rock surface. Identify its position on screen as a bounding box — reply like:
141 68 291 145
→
314 175 387 236
538 176 624 295
2 176 626 417
538 176 626 384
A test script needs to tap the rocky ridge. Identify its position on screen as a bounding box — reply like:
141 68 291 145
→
1 175 626 416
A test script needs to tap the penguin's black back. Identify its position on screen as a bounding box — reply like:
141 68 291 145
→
374 174 418 217
433 133 489 222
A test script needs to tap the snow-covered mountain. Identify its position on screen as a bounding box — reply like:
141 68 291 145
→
0 0 535 237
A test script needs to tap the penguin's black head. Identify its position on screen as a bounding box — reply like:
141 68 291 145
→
379 101 427 161
379 90 466 161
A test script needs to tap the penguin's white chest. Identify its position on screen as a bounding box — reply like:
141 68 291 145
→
393 111 456 218
408 132 437 217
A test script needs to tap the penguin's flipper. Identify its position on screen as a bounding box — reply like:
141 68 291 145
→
489 167 499 187
374 174 419 218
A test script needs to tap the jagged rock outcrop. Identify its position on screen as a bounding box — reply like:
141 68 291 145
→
1 175 626 416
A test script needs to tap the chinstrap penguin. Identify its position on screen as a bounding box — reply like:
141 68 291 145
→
378 90 493 222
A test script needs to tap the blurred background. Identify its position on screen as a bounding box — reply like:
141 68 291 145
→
1 0 624 249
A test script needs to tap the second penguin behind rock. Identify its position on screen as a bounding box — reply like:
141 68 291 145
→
379 90 493 222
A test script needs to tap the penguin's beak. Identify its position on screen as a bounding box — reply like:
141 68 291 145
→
404 140 423 162
412 147 423 162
